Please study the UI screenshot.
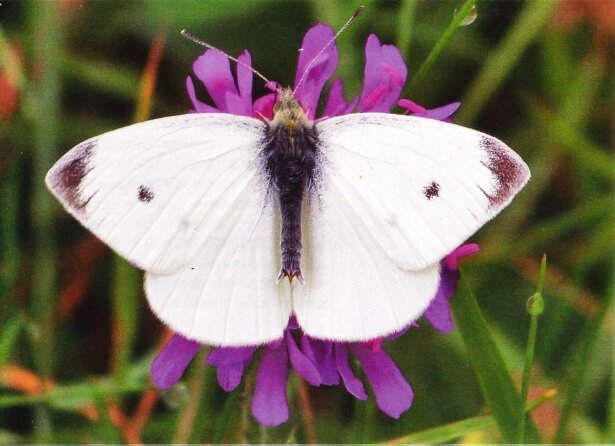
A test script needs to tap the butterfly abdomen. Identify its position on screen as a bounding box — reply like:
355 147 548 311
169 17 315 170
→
263 93 320 283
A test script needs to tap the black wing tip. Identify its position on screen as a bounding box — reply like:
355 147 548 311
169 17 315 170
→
46 140 97 212
479 135 530 209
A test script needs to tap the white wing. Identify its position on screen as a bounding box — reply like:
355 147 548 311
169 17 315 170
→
145 174 292 346
46 114 292 345
315 113 530 270
293 113 529 340
293 194 441 341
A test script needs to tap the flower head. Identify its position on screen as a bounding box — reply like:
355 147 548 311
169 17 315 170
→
151 23 475 426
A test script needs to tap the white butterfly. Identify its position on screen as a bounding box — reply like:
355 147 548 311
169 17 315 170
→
46 87 530 346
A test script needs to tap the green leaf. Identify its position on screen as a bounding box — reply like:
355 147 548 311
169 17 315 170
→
387 390 554 444
389 414 494 444
450 269 539 442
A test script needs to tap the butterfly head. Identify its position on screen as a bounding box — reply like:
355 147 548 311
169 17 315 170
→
271 88 312 131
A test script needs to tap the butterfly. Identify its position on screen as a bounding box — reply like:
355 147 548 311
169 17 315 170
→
46 81 529 347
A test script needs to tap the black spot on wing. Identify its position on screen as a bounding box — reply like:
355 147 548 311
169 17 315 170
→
137 185 154 203
423 181 440 200
52 140 96 212
480 136 528 208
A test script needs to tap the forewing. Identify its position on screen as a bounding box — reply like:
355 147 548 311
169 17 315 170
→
315 113 530 270
46 113 265 275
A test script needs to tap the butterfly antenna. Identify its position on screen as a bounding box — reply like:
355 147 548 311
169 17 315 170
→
293 5 364 95
180 29 271 84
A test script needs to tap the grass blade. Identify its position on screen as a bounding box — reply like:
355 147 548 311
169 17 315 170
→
555 266 615 441
450 268 539 442
387 389 555 444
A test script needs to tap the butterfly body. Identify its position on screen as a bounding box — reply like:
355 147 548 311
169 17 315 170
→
262 89 320 283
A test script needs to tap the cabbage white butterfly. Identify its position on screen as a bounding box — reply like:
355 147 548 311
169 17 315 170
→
46 25 530 347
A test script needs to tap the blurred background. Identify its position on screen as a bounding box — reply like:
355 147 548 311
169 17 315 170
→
0 0 613 443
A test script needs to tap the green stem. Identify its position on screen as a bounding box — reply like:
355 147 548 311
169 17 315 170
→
396 0 419 58
213 388 240 443
517 255 546 443
407 0 476 91
28 1 62 441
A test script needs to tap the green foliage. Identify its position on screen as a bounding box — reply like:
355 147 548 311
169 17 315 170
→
0 0 612 443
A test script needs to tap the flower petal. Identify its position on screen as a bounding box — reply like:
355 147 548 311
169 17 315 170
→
350 344 413 418
186 76 219 113
425 244 480 332
397 98 425 114
216 363 245 392
300 336 340 385
150 334 200 390
323 79 358 117
206 346 257 367
359 34 407 113
423 265 458 333
251 343 289 426
335 344 367 400
193 50 239 113
413 102 461 121
286 330 322 386
236 50 253 107
253 92 276 120
445 243 480 270
294 24 338 119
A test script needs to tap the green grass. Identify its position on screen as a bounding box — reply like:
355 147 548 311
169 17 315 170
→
0 0 612 443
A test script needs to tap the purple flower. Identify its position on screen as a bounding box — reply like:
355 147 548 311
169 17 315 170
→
423 243 480 333
151 23 478 426
398 98 461 122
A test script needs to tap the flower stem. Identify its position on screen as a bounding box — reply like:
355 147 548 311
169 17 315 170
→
213 387 240 443
396 0 419 58
407 0 477 92
517 254 546 443
28 0 62 441
173 349 208 443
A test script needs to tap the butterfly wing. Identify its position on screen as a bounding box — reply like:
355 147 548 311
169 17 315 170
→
47 114 292 345
315 113 530 270
293 113 530 340
293 194 441 341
